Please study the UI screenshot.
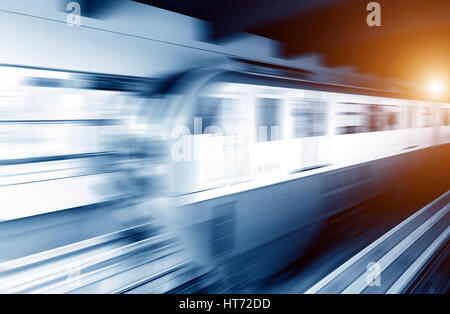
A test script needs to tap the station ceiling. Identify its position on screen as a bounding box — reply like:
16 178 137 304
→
133 0 450 88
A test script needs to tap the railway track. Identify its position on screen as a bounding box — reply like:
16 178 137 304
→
306 191 449 294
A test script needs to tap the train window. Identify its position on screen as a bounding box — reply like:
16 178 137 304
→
388 112 397 128
290 99 327 138
368 104 400 131
255 98 283 142
407 105 416 128
418 106 433 128
368 104 382 131
192 97 222 133
335 102 367 134
0 82 128 161
384 105 401 130
335 102 401 134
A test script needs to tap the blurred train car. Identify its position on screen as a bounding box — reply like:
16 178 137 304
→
144 65 450 284
1 62 448 284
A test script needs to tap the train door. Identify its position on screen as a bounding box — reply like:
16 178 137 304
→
405 101 420 150
288 90 329 172
417 103 434 147
195 89 252 187
171 82 252 194
251 87 288 175
432 102 440 146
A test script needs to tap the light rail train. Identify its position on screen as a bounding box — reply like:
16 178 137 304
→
137 65 450 283
1 61 449 283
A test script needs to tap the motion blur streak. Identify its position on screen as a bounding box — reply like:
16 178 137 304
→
0 0 449 294
0 65 158 221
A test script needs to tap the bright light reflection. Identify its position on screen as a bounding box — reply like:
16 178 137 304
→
429 80 443 96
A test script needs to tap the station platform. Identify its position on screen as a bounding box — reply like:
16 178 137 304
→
306 191 449 294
